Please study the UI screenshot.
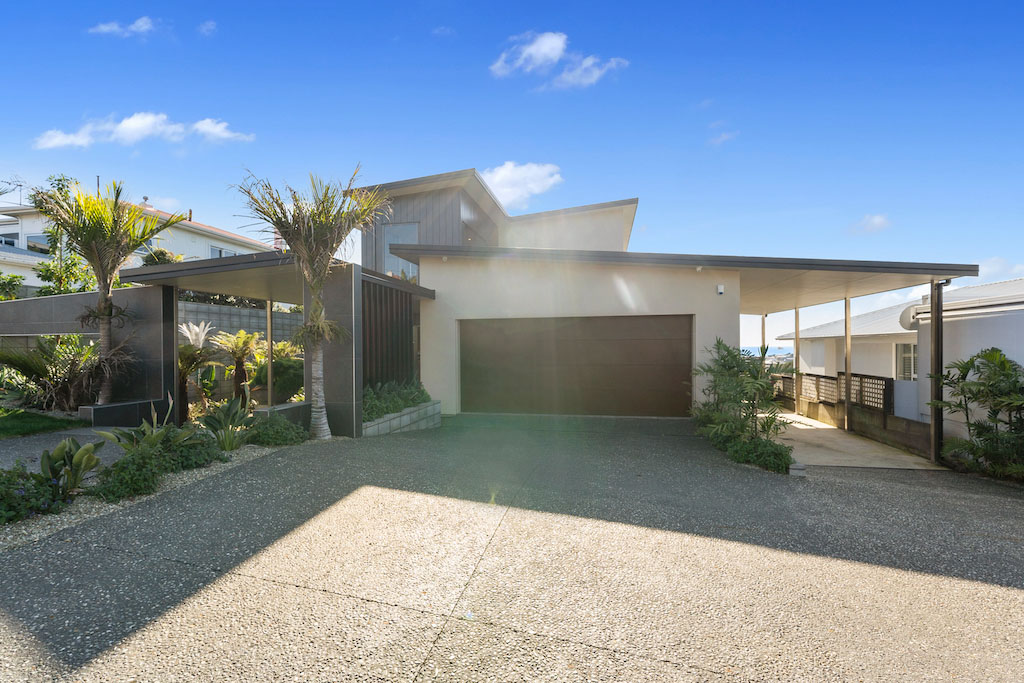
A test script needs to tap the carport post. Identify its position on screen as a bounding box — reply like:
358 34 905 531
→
929 280 945 462
844 297 852 430
265 300 274 407
793 307 801 414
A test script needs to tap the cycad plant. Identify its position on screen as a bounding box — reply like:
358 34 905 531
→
238 168 391 439
177 321 218 422
212 329 262 399
31 182 184 403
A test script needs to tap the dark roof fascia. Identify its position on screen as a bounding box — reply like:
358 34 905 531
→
389 244 980 277
361 268 436 299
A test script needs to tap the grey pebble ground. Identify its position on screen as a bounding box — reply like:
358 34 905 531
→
0 414 1022 681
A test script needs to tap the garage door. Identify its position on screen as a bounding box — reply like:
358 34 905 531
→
459 315 693 417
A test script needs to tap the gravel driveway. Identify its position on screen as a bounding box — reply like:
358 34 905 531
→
0 414 1022 681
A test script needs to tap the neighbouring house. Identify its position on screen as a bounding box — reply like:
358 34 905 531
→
0 201 272 275
5 168 975 448
781 277 1024 436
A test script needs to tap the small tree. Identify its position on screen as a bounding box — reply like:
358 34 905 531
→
212 329 262 398
0 272 24 301
31 182 184 403
178 321 218 422
142 248 183 266
238 168 390 439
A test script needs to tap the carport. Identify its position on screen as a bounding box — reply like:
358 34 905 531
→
393 244 977 460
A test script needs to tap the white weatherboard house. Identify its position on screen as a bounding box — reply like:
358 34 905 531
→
0 202 271 290
781 278 1024 434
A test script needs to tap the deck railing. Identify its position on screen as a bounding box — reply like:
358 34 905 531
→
774 372 893 415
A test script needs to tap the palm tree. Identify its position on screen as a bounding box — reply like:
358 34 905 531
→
238 168 390 439
212 329 263 399
178 321 218 422
32 182 184 403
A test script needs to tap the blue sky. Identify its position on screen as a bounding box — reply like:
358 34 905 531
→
2 1 1021 344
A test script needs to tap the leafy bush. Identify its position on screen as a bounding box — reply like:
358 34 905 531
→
89 445 164 501
251 357 304 403
141 248 182 266
0 335 102 412
40 437 103 498
932 347 1024 480
726 437 794 474
199 391 256 450
158 429 228 471
247 415 308 446
0 272 23 301
1 463 64 524
694 339 792 474
362 382 431 422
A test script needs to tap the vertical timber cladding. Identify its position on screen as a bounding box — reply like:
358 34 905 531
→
361 279 416 387
460 315 693 417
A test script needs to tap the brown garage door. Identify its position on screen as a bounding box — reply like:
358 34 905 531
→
459 315 693 417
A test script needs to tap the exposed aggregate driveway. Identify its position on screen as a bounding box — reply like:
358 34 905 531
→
1 414 1023 681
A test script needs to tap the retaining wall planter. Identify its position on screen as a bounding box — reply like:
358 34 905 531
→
362 400 441 437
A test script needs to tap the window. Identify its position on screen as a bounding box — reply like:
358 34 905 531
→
0 233 17 248
210 246 238 259
896 343 917 381
26 234 49 254
135 238 154 255
376 223 418 281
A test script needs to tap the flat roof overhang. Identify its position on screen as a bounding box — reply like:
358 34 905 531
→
390 245 978 315
121 250 436 305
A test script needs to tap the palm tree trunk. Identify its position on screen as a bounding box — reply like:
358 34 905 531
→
234 361 247 398
97 291 113 404
178 375 189 424
309 340 330 439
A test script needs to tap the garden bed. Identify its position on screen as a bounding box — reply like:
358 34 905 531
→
363 400 441 437
0 443 277 551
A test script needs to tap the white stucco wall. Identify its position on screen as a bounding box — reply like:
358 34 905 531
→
0 259 44 287
917 308 1024 433
499 210 630 251
799 333 914 379
417 256 741 414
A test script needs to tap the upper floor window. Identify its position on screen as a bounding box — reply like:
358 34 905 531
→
0 233 17 248
135 238 154 255
210 246 238 259
376 223 418 282
896 343 917 381
26 234 49 254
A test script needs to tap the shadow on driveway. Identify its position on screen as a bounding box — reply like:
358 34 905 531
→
1 414 1022 679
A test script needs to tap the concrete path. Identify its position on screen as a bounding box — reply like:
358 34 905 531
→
779 411 944 469
1 414 1022 680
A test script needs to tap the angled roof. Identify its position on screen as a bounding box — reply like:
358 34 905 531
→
0 203 271 251
778 303 911 340
781 277 1024 339
389 244 978 314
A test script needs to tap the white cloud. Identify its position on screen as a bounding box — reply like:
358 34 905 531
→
708 130 739 146
197 20 217 36
481 161 563 210
192 118 255 142
978 256 1024 281
33 112 253 149
88 16 154 37
695 98 715 109
491 31 567 77
550 55 628 89
146 196 181 210
432 26 455 37
854 213 891 232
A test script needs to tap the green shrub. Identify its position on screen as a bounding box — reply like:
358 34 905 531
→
0 335 102 412
251 357 304 403
726 438 794 474
158 429 228 471
247 415 308 446
40 437 103 498
362 381 431 422
89 446 163 501
0 463 64 524
200 392 255 450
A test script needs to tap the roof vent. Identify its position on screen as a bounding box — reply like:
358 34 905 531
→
140 196 152 208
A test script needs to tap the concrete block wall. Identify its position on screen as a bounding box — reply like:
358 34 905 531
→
362 400 442 437
177 301 302 343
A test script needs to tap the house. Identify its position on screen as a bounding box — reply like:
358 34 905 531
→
112 168 976 445
0 201 272 292
780 277 1024 434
